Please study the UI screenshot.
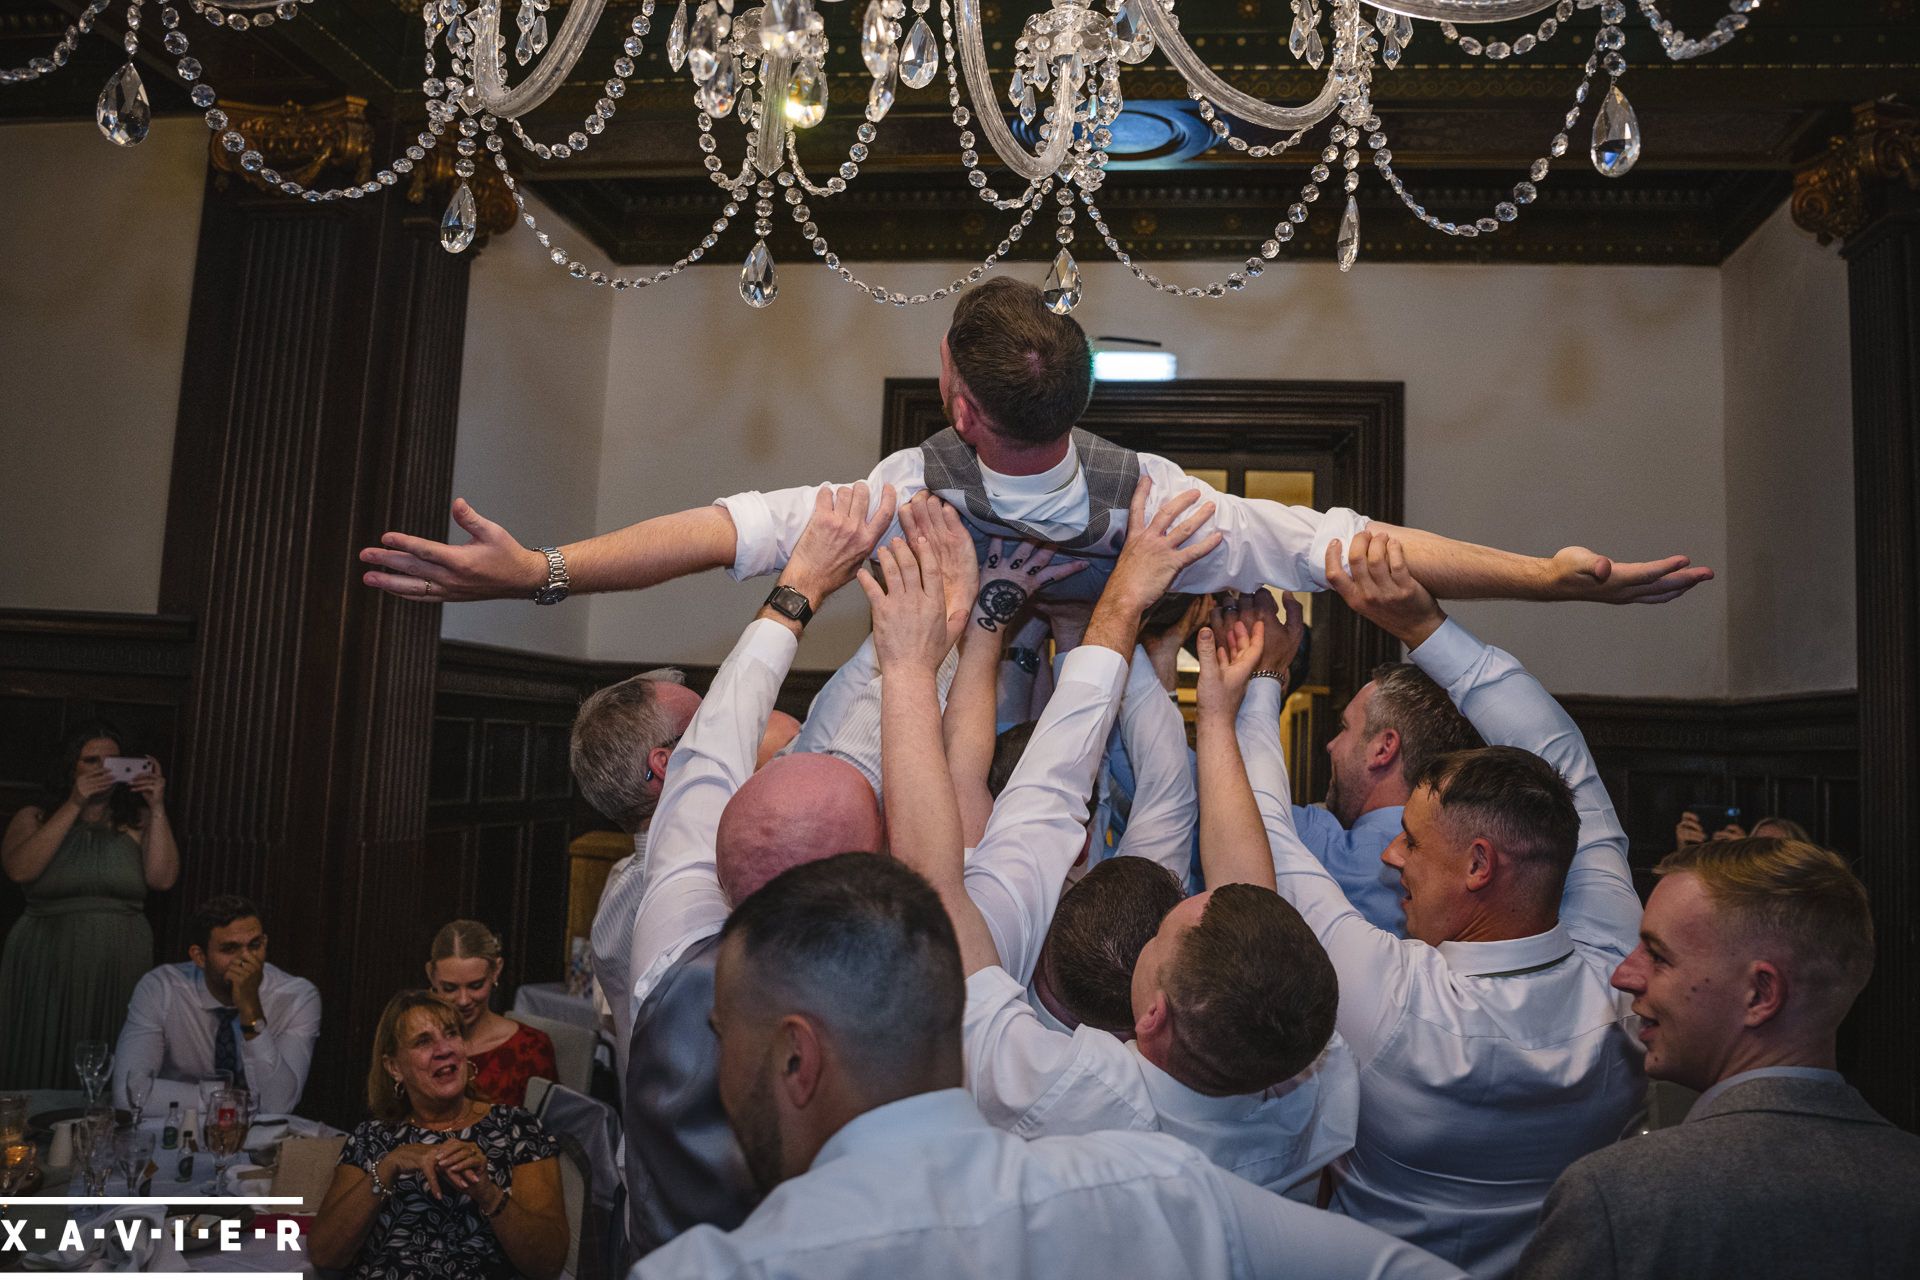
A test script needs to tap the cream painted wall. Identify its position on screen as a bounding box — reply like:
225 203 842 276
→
0 119 204 613
587 254 1729 696
1720 203 1855 697
439 191 616 660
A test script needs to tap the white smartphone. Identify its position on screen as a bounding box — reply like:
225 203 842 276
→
102 756 151 783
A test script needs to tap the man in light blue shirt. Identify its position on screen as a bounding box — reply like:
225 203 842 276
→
1290 655 1481 936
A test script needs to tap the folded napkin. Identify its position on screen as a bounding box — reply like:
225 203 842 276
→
18 1206 186 1272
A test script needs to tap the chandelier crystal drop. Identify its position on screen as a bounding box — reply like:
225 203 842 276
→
18 0 1769 309
94 61 149 147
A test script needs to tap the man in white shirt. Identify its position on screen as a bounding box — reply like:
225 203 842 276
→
1221 534 1644 1278
570 667 702 1071
359 280 1711 617
1518 837 1920 1279
113 895 320 1115
863 491 1356 1202
1289 656 1481 934
639 849 1461 1280
621 483 897 1257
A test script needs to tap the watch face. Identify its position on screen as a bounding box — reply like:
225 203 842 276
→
534 585 570 606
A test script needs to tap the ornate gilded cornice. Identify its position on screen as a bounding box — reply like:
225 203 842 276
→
1791 99 1920 246
208 96 375 192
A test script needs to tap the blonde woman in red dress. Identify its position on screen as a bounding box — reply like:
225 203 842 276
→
425 920 556 1108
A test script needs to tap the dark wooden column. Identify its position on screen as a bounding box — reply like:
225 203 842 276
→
157 100 507 1124
1794 100 1920 1132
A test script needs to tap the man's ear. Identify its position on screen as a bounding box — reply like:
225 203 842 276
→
1133 990 1172 1053
646 744 672 789
775 1015 825 1110
190 945 209 972
1369 728 1402 773
1744 961 1788 1028
1464 837 1496 893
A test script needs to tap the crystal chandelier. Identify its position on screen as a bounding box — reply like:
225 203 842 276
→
10 0 1761 311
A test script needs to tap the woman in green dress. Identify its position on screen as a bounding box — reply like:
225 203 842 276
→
0 723 178 1088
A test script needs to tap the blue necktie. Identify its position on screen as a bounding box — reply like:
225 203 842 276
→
215 1008 249 1093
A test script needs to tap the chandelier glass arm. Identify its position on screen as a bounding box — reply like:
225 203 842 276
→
1133 0 1344 131
468 0 608 118
952 0 1075 180
1365 0 1558 21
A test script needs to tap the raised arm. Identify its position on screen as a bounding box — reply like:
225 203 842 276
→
1141 453 1711 606
1327 531 1641 960
1108 645 1198 881
1193 609 1276 891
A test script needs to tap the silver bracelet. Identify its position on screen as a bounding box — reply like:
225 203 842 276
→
367 1163 390 1199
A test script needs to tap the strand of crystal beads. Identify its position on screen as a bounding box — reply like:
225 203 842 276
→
503 4 654 158
492 145 742 288
937 0 1037 211
188 0 313 34
1369 31 1612 237
786 120 890 198
1639 0 1757 61
1438 0 1572 60
1193 92 1310 158
792 177 1049 304
1080 156 1333 298
1 0 111 83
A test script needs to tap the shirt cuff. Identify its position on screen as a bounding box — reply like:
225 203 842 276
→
712 492 777 581
963 964 1026 1020
1406 616 1484 689
736 615 802 669
1058 643 1128 696
1237 673 1285 727
1305 506 1372 590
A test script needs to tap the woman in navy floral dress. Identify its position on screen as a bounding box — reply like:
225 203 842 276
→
310 991 569 1279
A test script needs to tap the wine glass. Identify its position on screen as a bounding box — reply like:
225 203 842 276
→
114 1129 155 1196
78 1109 116 1195
125 1067 156 1128
73 1039 112 1106
201 1089 248 1194
197 1071 233 1119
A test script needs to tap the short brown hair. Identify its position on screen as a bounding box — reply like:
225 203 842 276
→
571 668 687 832
1364 663 1483 786
1043 858 1184 1034
1657 838 1874 1016
1414 746 1580 894
366 990 478 1122
1162 885 1339 1097
946 278 1093 446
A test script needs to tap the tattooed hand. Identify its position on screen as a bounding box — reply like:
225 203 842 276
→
972 537 1087 633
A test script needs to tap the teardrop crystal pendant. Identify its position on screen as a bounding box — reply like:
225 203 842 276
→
689 2 722 82
899 17 937 89
515 27 534 63
740 239 778 308
1113 0 1139 43
762 0 805 53
786 61 827 127
1041 247 1081 315
700 48 740 115
1304 25 1325 69
531 11 549 53
440 181 478 254
667 0 689 71
866 67 896 122
1017 81 1038 126
1591 83 1640 177
861 0 896 79
1335 194 1360 272
1288 13 1307 59
96 63 151 147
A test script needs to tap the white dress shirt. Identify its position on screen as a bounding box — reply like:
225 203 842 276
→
1102 647 1197 883
1239 619 1645 1280
590 827 651 1078
628 619 796 1022
958 645 1356 1199
112 961 320 1115
636 1088 1463 1280
1292 804 1406 935
787 635 959 794
716 445 1369 595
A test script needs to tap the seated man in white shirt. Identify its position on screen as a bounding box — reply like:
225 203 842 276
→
1218 534 1645 1278
621 483 898 1258
1289 654 1482 934
360 279 1711 619
639 850 1462 1280
863 491 1355 1202
113 895 320 1115
570 667 702 1072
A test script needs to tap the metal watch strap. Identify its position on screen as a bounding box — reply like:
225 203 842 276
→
533 546 570 605
1251 670 1287 686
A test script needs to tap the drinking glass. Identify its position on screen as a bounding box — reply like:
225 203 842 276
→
197 1071 233 1118
73 1039 112 1106
124 1067 156 1128
0 1093 32 1194
201 1089 248 1194
78 1109 115 1195
114 1129 155 1196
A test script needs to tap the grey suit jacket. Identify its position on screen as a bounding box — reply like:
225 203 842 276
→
1517 1075 1920 1279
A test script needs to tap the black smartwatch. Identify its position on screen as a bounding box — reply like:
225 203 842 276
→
763 584 816 627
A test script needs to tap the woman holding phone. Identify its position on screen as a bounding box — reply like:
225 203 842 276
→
0 721 177 1087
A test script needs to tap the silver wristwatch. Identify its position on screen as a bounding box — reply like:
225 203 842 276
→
533 546 570 606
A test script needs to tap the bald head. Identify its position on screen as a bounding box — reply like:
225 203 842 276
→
717 753 883 904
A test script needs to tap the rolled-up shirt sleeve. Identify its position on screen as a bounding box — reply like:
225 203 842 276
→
1110 647 1197 882
1137 454 1370 594
714 450 929 581
241 979 321 1114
